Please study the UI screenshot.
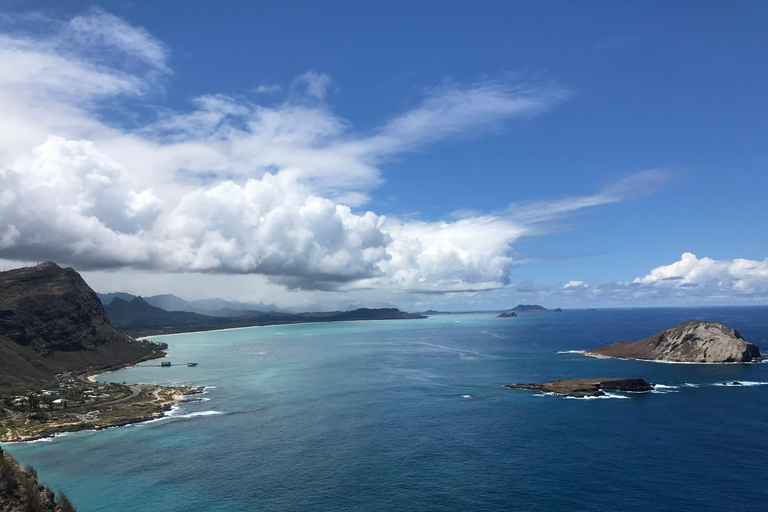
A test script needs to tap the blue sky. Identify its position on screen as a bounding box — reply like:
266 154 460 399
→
0 1 766 310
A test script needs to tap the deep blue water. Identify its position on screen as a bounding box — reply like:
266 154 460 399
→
5 308 768 511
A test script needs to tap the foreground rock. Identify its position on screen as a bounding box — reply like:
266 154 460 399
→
0 447 76 511
586 320 761 363
0 262 166 386
505 378 653 398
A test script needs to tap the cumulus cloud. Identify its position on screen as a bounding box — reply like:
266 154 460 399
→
507 254 768 308
0 10 664 295
634 253 768 295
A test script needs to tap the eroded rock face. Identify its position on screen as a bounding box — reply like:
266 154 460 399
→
586 320 761 363
0 262 162 385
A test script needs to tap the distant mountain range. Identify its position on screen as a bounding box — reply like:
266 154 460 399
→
103 296 426 337
97 292 271 317
0 263 426 385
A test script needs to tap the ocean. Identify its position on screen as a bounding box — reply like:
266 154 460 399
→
5 307 768 511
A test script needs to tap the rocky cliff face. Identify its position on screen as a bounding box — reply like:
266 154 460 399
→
0 263 163 386
0 448 76 512
0 262 125 355
586 320 761 363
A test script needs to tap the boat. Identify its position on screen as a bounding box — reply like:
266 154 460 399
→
187 362 198 367
160 361 171 367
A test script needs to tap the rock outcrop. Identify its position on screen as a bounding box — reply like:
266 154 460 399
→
505 378 653 398
586 320 761 363
497 311 518 317
0 447 76 511
0 262 164 386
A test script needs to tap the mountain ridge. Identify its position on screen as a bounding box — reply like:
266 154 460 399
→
0 263 165 386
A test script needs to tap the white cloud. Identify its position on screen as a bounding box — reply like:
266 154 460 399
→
252 84 282 94
501 254 768 309
291 71 333 100
506 169 669 226
0 10 666 298
64 8 170 74
634 252 768 295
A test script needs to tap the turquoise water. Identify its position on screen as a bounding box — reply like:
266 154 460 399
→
5 308 768 511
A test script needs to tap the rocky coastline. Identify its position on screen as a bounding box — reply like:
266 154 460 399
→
586 320 761 363
505 378 654 398
1 384 205 443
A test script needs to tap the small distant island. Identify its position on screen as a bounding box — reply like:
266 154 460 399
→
586 320 762 363
498 304 562 316
505 378 653 398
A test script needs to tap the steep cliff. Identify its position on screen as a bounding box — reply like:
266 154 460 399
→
0 447 76 512
0 263 164 386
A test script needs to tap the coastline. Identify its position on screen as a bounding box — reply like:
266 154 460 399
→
580 351 763 365
1 386 205 443
133 315 431 342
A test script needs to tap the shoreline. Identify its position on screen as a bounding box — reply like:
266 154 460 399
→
1 386 205 443
579 351 763 365
134 315 429 341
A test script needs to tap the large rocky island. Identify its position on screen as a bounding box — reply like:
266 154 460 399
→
505 378 653 398
586 320 762 363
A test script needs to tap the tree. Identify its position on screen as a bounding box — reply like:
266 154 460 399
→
57 491 77 512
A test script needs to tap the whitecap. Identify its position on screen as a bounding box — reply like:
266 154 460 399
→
564 392 630 400
461 394 473 399
556 350 585 354
654 384 679 389
682 383 700 388
174 411 223 419
581 353 760 364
